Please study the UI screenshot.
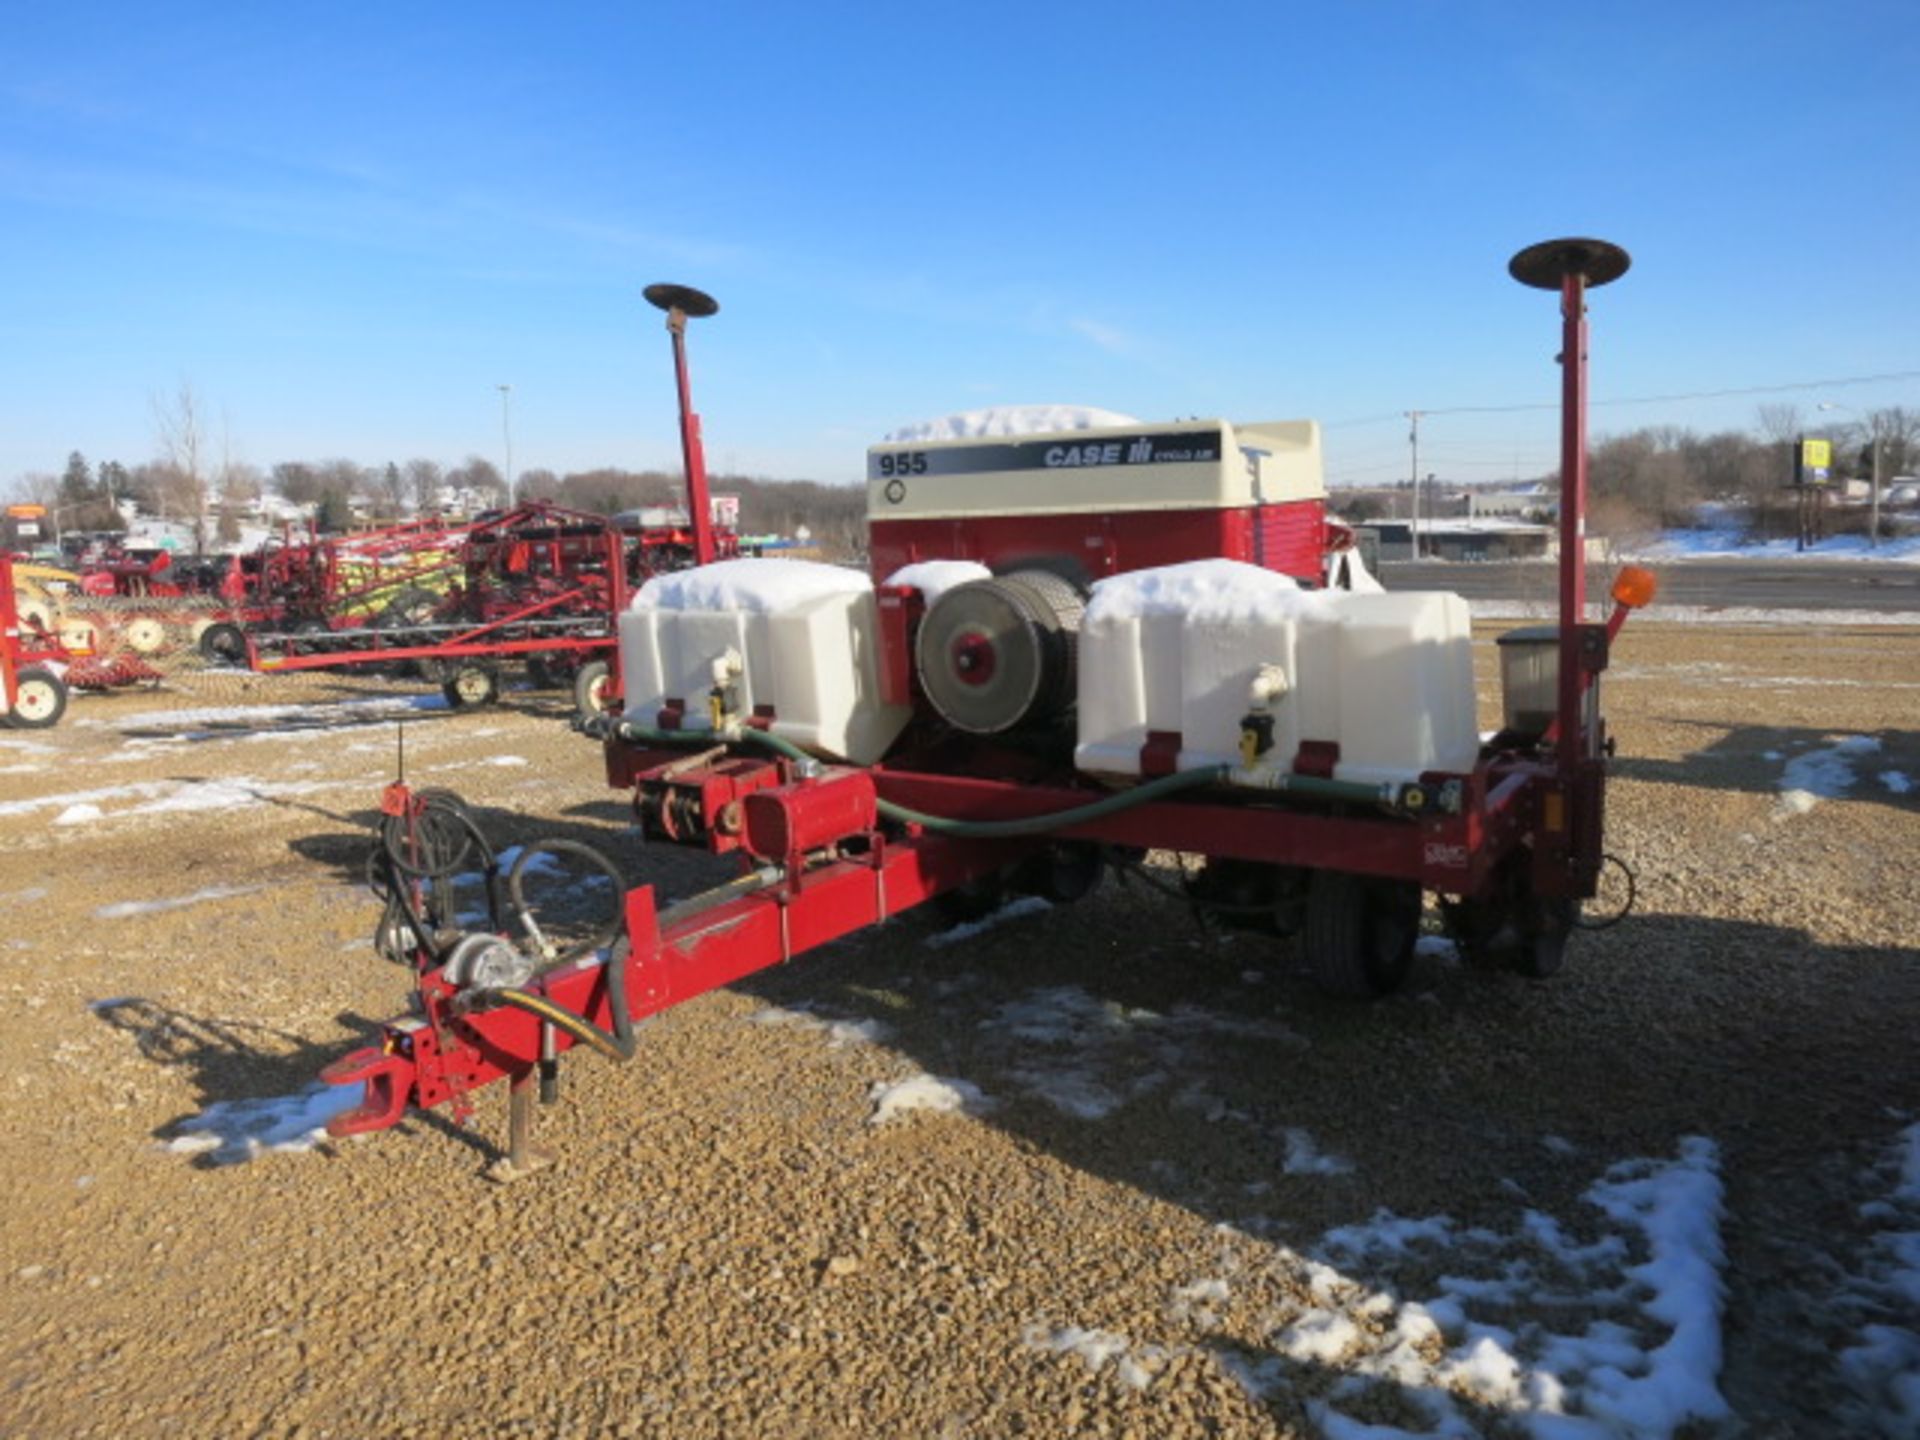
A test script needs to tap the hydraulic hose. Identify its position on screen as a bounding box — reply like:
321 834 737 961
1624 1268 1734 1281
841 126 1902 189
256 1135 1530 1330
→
613 719 1399 835
489 863 787 1066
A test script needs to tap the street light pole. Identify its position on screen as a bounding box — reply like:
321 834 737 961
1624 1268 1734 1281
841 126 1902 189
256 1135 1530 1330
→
497 384 514 508
1406 410 1423 558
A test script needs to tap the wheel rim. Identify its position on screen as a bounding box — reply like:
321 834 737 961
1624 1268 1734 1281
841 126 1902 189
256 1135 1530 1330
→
584 671 609 710
456 671 491 704
17 679 58 722
124 617 167 654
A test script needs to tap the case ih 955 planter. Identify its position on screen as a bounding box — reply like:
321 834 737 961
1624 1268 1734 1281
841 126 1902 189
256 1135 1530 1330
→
324 244 1654 1178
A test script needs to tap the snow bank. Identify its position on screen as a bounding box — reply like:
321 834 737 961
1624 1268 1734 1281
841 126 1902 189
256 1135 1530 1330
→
631 557 870 614
163 1084 359 1164
884 405 1140 443
1085 558 1329 627
882 560 992 604
1471 600 1920 627
1625 529 1920 564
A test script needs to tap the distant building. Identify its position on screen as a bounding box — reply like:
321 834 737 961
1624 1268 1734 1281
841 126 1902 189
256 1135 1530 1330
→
1369 518 1560 562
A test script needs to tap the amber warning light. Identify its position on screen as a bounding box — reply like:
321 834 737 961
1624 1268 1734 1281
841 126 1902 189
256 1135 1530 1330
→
1610 566 1658 611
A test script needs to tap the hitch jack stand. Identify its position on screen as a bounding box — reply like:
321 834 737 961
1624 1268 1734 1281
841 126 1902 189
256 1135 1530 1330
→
487 1068 558 1184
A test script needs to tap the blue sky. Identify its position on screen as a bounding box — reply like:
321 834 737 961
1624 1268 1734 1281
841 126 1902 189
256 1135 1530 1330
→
3 2 1916 491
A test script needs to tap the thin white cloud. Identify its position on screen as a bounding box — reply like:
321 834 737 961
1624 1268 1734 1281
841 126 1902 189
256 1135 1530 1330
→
1068 316 1136 356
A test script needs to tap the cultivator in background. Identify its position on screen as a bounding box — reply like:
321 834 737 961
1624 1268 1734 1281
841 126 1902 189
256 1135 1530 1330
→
319 247 1658 1179
238 503 635 711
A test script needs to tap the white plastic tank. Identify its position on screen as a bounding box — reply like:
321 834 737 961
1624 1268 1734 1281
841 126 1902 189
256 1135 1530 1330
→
619 558 911 765
1074 559 1478 785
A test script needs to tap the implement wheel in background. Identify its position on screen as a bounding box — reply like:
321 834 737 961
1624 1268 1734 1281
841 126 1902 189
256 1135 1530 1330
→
198 621 247 667
1303 869 1421 1000
7 667 69 729
572 659 613 721
121 614 168 655
442 664 500 710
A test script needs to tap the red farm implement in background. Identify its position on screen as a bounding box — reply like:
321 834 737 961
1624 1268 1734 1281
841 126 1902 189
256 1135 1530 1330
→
2 552 73 728
321 249 1655 1178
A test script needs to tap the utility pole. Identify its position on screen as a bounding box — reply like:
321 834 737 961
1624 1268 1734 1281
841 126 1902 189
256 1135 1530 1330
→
497 384 514 507
1406 410 1423 558
1870 426 1883 549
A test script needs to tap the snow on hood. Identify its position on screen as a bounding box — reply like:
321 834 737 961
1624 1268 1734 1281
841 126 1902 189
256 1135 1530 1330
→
631 557 871 614
1085 559 1331 627
884 405 1141 443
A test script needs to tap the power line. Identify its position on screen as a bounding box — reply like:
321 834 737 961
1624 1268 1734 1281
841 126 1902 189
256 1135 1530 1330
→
1324 366 1920 428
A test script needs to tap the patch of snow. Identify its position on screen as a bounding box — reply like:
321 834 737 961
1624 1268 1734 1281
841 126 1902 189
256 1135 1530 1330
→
1624 529 1920 564
882 560 993 604
53 804 102 826
94 884 262 920
1021 1322 1172 1390
750 1004 890 1050
0 887 50 905
885 405 1140 443
632 556 869 615
1086 558 1328 627
868 1073 989 1124
1283 1127 1355 1177
1838 1123 1920 1434
1168 1140 1729 1438
925 894 1051 948
1777 735 1881 815
0 775 340 822
162 1084 359 1163
111 694 445 730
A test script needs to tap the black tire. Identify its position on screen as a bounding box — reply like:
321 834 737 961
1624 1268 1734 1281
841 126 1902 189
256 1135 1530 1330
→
441 664 500 709
198 621 248 667
572 659 613 720
8 667 69 729
1303 870 1421 1000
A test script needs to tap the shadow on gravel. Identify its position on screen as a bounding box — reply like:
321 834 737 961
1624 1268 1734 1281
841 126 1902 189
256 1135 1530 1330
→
723 883 1920 1433
90 998 391 1166
1613 719 1918 808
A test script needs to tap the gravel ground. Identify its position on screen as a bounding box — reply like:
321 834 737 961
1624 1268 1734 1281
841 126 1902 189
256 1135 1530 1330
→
0 624 1915 1438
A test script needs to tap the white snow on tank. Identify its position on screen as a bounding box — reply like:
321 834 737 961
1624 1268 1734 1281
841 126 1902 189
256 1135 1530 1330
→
882 560 992 605
1075 558 1478 786
620 558 910 765
883 405 1140 443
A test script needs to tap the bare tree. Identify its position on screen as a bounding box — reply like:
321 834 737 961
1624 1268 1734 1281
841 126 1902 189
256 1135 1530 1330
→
152 381 209 552
404 458 443 515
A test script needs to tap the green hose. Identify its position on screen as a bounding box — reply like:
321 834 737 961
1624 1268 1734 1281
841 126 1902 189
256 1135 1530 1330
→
614 720 1396 837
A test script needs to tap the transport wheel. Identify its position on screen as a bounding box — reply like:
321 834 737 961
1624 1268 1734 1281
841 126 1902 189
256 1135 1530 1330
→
198 622 248 667
291 619 332 655
121 614 168 655
572 660 613 720
1303 870 1420 1000
442 665 500 709
7 667 69 729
